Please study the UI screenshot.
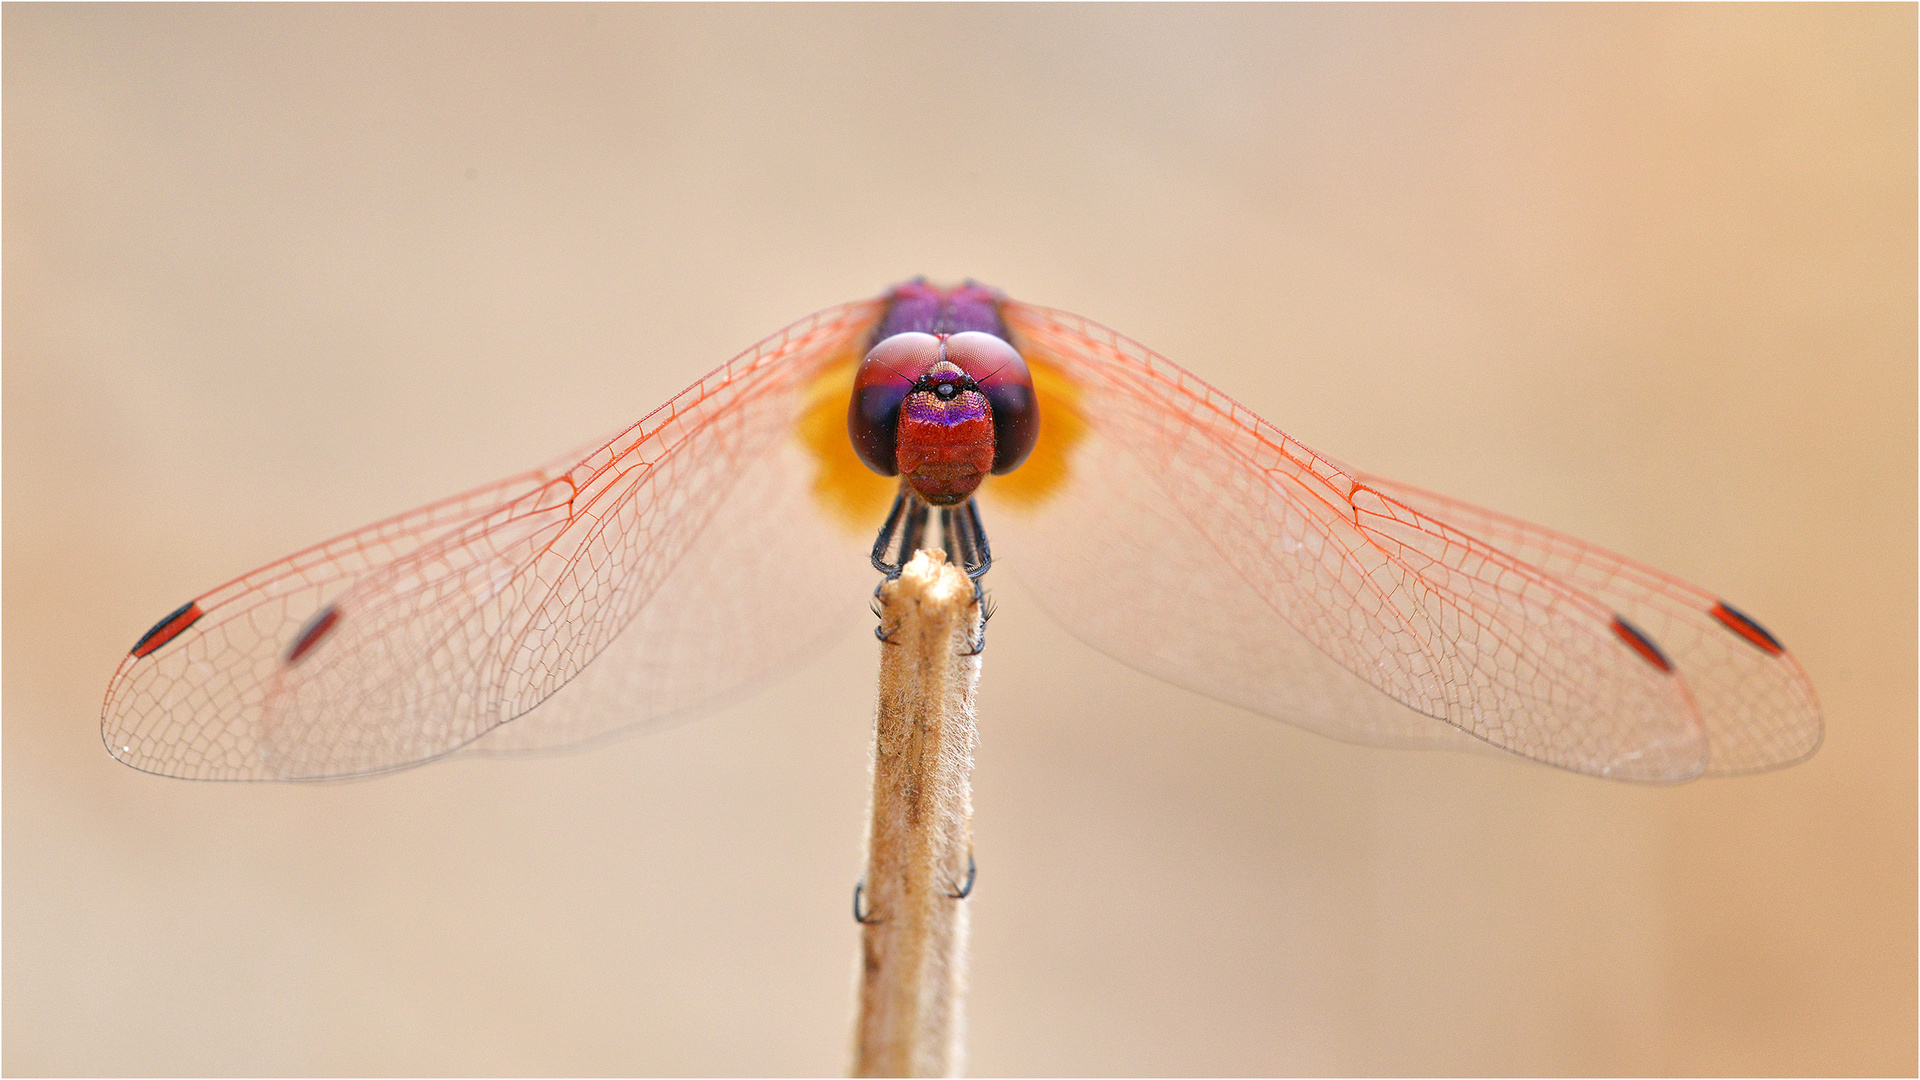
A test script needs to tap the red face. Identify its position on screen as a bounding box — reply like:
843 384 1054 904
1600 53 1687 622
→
848 329 1039 505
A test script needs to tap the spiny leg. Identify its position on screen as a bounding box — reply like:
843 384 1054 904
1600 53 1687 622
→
900 499 930 565
939 506 959 567
962 498 992 579
870 489 932 643
943 505 972 574
954 498 992 654
945 850 977 900
869 489 912 577
870 490 911 642
869 491 992 651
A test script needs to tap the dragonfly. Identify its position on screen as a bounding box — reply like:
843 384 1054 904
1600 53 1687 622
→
103 279 1821 784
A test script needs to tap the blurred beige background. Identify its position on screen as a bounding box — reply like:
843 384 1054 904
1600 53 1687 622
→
5 6 1912 1076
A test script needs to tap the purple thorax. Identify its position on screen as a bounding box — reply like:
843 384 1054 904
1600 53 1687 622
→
872 280 1009 344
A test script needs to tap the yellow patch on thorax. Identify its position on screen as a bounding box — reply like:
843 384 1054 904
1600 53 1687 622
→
795 335 1086 534
797 351 898 533
978 346 1084 512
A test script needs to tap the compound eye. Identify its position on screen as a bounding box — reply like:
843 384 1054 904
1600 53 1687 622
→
942 331 1019 380
849 333 943 475
943 332 1039 474
864 332 944 380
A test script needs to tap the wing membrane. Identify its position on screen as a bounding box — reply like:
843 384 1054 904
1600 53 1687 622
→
994 302 1716 782
103 299 883 779
104 286 1816 785
1348 474 1821 774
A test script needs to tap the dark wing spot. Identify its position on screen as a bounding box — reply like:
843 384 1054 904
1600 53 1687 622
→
285 605 341 665
1610 615 1674 674
1710 601 1785 656
131 601 204 658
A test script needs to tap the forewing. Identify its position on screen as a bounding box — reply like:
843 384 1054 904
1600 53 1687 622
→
103 299 884 780
991 302 1710 782
1347 474 1821 774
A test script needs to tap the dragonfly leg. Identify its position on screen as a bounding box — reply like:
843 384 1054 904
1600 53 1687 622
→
869 489 912 576
952 499 992 653
946 504 976 576
945 849 977 900
961 591 994 657
853 879 880 924
870 593 900 644
870 491 991 650
900 500 930 566
871 491 931 641
961 498 992 580
938 505 957 565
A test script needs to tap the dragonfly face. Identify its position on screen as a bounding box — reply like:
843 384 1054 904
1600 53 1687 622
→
103 279 1822 783
848 284 1039 505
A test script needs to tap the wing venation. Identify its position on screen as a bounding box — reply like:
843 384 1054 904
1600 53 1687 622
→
102 299 883 779
994 301 1727 781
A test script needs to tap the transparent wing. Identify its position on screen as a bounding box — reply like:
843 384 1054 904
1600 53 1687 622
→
102 299 885 780
989 301 1781 783
1345 474 1821 775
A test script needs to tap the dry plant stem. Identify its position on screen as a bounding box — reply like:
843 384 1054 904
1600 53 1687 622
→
853 549 982 1078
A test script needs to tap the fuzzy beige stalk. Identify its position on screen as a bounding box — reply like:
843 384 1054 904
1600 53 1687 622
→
853 549 982 1078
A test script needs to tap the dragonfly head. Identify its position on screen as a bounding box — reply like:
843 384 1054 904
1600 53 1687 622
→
849 329 1039 505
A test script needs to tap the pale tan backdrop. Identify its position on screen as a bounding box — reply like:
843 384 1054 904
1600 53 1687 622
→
6 6 1913 1076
